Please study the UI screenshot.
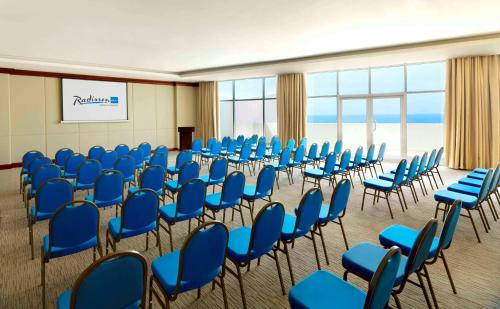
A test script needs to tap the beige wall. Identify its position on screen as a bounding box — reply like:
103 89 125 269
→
0 73 197 164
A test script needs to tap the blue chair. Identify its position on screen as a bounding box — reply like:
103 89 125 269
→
42 200 102 307
191 139 202 158
220 139 237 157
129 165 166 201
202 137 217 153
331 149 351 187
167 150 193 179
249 140 267 174
348 146 365 184
165 160 200 200
380 155 420 206
317 178 351 261
302 143 318 167
252 136 266 151
200 157 228 193
267 147 293 189
430 147 445 186
361 144 376 177
138 142 152 162
287 145 306 181
289 246 402 309
205 171 246 225
147 153 168 170
149 222 229 308
57 250 147 309
201 141 222 166
226 202 286 308
279 188 323 285
361 159 408 219
236 135 245 148
333 140 342 157
380 200 462 297
63 153 85 179
302 152 336 194
22 156 52 198
229 142 253 175
129 147 145 172
286 138 296 150
28 178 73 259
114 144 130 157
160 178 207 251
154 145 169 160
373 143 387 173
221 136 231 150
114 155 136 187
434 169 494 242
85 170 124 216
242 165 275 222
314 141 330 165
106 189 162 255
342 219 439 309
88 146 105 160
25 164 61 212
298 137 308 150
19 150 44 194
424 149 438 190
99 150 118 172
268 135 279 148
73 159 102 193
264 140 281 161
54 148 74 171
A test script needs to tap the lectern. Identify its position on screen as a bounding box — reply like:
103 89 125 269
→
177 127 195 150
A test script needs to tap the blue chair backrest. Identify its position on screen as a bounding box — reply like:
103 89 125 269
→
64 154 85 176
406 155 420 181
138 142 152 159
323 153 337 175
176 150 193 169
256 165 275 196
353 146 363 165
490 164 500 194
240 143 252 160
338 150 351 170
287 138 296 149
270 135 279 145
129 148 144 167
427 149 437 170
392 159 407 187
206 137 216 149
439 200 462 251
376 143 386 161
149 153 167 169
221 136 231 149
192 139 202 152
248 202 285 258
271 141 282 156
365 144 375 162
55 148 74 168
293 145 306 164
319 142 330 159
255 141 266 159
35 178 73 215
178 222 228 291
88 146 105 160
478 170 494 202
405 219 438 276
334 140 342 155
221 171 245 204
176 178 207 216
236 135 245 146
155 145 168 157
226 140 238 153
22 150 44 170
210 141 222 156
48 201 99 254
29 156 52 176
76 160 102 185
33 164 61 190
69 251 147 309
418 152 429 175
140 165 165 193
99 150 118 170
365 247 402 309
114 144 130 157
114 155 135 180
327 179 351 219
258 136 266 145
434 147 444 167
307 143 318 160
278 148 292 167
178 161 200 185
94 171 124 202
299 138 307 149
294 188 323 234
122 189 159 231
209 157 228 181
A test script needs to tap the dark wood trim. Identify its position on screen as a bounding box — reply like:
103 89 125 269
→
0 67 198 87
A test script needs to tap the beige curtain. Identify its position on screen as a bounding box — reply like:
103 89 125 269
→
195 81 219 144
277 73 307 144
445 55 500 169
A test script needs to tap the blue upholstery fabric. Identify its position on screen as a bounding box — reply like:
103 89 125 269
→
32 179 73 221
114 144 130 157
205 192 241 210
85 195 123 208
167 151 193 175
304 168 324 177
242 185 264 200
363 178 393 190
159 203 203 224
467 172 485 180
108 217 156 239
434 190 477 208
88 146 105 160
447 183 480 196
319 179 350 224
99 150 118 171
64 154 85 179
74 160 101 191
379 225 438 258
161 179 206 223
55 148 74 169
289 270 366 309
458 177 483 188
227 227 253 261
280 213 309 241
44 235 97 259
191 139 202 154
114 155 136 183
473 168 488 174
199 174 224 185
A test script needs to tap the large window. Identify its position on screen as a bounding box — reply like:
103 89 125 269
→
219 77 277 139
306 61 445 158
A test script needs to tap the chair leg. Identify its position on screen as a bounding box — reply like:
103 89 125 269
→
385 192 394 219
41 248 46 309
220 275 229 309
396 189 405 212
310 229 321 270
301 176 306 195
435 167 444 186
338 217 349 250
416 271 433 309
317 225 329 265
282 242 295 286
400 188 408 210
273 249 286 295
148 276 154 309
157 226 162 256
487 198 498 221
168 223 174 252
29 218 35 260
235 263 247 309
423 265 439 309
440 251 457 294
361 188 367 211
392 293 402 309
239 204 246 226
467 209 481 243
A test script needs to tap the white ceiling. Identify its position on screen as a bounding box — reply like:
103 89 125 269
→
1 0 500 81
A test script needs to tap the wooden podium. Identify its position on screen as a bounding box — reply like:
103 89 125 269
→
178 126 195 150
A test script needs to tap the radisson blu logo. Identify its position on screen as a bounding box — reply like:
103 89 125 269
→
73 95 119 106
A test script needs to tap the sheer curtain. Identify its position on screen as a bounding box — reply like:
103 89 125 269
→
195 81 219 144
445 55 500 169
277 73 307 144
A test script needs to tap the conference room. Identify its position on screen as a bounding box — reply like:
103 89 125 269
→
0 1 499 308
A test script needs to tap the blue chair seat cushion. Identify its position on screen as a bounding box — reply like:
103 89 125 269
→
228 227 270 262
473 168 488 174
128 186 163 196
165 180 180 192
467 172 485 180
242 185 269 201
199 175 224 185
318 204 342 224
458 177 482 188
302 158 314 164
280 213 309 241
64 172 76 179
332 166 346 174
205 193 241 210
84 195 122 208
43 234 98 259
342 242 406 286
220 150 234 156
363 178 393 191
202 153 218 159
31 207 53 221
249 154 263 161
72 179 93 191
379 225 439 259
228 155 247 163
108 217 156 239
159 203 202 224
447 183 480 197
124 175 135 183
57 289 141 309
288 270 366 309
434 190 477 208
166 166 178 175
304 168 325 178
266 162 286 170
287 159 301 167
